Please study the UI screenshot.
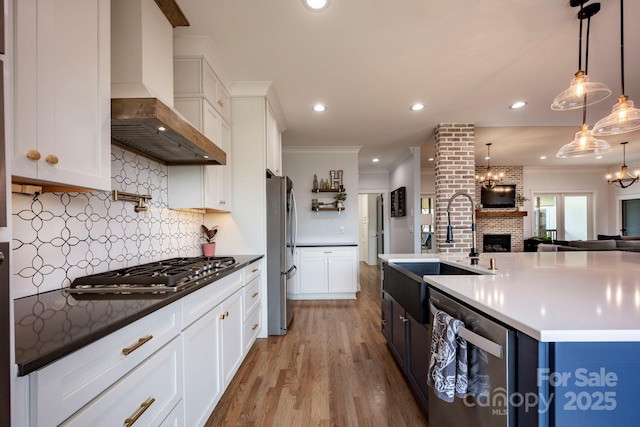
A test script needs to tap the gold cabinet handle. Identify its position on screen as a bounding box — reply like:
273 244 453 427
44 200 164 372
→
220 313 225 320
251 292 259 298
45 154 59 165
220 311 229 320
251 268 258 273
26 150 41 161
219 200 226 204
124 397 155 427
122 335 153 356
399 315 409 323
252 323 259 331
381 320 387 326
218 100 224 108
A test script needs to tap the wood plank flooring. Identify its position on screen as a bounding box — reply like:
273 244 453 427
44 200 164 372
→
205 262 428 427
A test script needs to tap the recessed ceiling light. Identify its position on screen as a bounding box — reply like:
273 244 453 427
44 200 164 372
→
596 156 603 159
410 103 425 111
313 104 326 112
372 158 380 163
540 156 547 160
509 101 527 109
157 126 166 132
428 158 434 161
303 0 329 11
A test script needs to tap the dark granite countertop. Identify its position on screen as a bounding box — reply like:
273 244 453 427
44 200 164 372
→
14 255 263 376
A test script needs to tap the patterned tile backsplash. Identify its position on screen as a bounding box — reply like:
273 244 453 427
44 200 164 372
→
12 146 205 298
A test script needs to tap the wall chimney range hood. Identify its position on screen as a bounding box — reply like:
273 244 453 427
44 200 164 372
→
111 98 226 165
111 0 225 165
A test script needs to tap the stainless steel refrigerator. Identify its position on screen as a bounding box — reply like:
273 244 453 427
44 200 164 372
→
266 172 297 335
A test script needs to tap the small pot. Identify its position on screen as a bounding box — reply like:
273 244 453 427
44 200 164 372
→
202 242 216 257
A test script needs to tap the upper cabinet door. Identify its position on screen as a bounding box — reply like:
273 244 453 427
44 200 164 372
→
13 0 111 191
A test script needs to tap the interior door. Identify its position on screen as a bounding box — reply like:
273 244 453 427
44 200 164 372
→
622 199 640 236
376 194 384 265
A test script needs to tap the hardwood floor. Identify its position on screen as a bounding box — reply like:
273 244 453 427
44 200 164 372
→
206 262 428 427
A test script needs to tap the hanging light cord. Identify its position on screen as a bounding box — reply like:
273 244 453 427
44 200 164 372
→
577 1 584 71
581 10 593 126
619 0 625 95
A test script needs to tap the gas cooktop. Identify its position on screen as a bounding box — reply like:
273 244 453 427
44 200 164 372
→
67 256 236 294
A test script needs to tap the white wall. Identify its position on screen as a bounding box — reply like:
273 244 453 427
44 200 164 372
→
523 166 610 238
283 147 360 244
389 147 421 253
421 166 435 194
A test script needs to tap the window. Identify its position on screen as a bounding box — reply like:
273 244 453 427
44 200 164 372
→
533 193 594 241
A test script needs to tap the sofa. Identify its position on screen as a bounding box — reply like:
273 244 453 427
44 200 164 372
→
551 235 640 252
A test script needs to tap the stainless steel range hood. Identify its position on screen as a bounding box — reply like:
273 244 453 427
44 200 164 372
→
111 0 225 165
111 98 226 165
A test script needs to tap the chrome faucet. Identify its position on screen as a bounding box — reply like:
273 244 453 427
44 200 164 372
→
446 191 479 265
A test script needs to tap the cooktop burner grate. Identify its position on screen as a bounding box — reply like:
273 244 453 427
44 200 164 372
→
68 256 236 292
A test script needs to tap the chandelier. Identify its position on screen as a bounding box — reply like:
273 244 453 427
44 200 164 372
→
607 142 638 188
476 143 503 189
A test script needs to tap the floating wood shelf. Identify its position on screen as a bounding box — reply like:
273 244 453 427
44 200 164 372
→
312 206 345 212
311 189 345 193
476 210 527 218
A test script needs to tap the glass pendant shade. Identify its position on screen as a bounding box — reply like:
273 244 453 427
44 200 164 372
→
551 71 612 111
556 124 612 158
592 95 640 136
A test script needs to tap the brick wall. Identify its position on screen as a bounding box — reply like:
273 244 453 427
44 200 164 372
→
475 165 525 252
435 124 476 254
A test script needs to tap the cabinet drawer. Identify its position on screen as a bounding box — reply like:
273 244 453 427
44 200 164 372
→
182 271 243 328
243 276 261 320
300 247 356 258
30 303 180 427
244 260 262 284
62 337 183 426
243 306 261 354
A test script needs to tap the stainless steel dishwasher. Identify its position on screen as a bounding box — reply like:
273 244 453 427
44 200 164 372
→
428 288 516 427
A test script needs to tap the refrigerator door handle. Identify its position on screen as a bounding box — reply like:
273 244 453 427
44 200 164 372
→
284 264 297 278
291 188 298 255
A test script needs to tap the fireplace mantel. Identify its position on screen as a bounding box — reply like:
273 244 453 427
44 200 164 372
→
476 210 527 218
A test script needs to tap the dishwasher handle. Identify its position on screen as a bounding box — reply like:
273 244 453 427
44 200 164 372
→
430 301 503 359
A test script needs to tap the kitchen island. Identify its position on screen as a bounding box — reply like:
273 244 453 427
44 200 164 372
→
380 251 640 427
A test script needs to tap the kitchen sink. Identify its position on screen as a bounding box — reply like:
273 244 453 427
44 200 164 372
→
382 261 481 324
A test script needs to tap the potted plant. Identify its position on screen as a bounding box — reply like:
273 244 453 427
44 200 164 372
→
515 194 529 211
201 225 218 257
334 192 347 208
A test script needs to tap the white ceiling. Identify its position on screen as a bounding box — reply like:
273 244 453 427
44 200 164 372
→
174 0 640 172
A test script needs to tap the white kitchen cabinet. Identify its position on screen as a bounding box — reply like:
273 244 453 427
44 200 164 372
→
62 337 183 427
295 246 358 299
29 303 181 427
174 57 231 124
181 264 257 426
13 0 111 191
169 98 232 212
242 260 263 353
266 103 282 176
220 288 244 387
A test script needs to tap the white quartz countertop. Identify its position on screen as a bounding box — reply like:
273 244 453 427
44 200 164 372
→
379 251 640 342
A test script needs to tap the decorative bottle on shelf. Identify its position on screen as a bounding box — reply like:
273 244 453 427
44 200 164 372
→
313 174 318 190
319 179 325 190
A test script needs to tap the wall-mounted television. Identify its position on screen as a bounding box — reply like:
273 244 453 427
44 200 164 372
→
480 184 516 208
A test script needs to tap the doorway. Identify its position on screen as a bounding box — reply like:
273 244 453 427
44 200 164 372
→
622 199 640 236
532 192 594 241
358 194 384 265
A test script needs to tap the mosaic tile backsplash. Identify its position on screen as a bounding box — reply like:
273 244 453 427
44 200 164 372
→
12 146 204 298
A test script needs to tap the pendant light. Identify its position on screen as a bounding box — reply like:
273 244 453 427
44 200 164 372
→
476 143 503 189
592 0 640 136
551 1 611 111
607 142 638 188
556 2 612 158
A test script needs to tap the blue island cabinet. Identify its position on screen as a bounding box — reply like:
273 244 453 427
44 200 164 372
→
519 334 640 426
